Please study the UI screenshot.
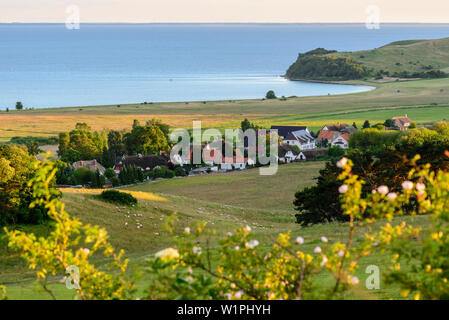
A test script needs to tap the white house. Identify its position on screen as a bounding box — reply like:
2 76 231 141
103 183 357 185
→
330 134 350 149
278 144 300 163
282 130 316 150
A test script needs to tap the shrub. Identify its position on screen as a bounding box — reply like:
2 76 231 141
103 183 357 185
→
265 90 276 99
110 177 120 187
174 166 187 177
104 168 116 179
71 167 94 185
99 190 137 206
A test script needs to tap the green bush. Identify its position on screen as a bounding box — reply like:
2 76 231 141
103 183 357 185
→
104 168 116 179
99 190 137 206
265 90 276 99
151 166 175 179
110 177 120 187
174 166 187 177
71 167 94 185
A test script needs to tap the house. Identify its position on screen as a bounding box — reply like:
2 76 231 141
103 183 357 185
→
114 154 169 173
270 126 309 140
321 123 357 134
330 134 350 149
72 159 106 174
283 130 316 150
277 144 300 163
270 126 316 150
298 148 328 161
318 123 355 149
392 115 413 130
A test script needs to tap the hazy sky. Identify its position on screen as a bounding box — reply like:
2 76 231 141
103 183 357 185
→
1 0 449 23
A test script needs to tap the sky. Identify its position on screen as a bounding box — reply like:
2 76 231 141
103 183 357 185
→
1 0 449 23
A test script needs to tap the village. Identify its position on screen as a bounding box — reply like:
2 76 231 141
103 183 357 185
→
68 115 414 186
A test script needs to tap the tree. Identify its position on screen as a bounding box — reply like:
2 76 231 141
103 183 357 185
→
362 120 371 129
384 119 397 128
409 122 417 129
124 123 169 155
92 169 106 188
71 167 94 186
265 90 276 99
101 147 114 169
352 122 358 129
107 130 126 164
0 145 54 225
75 122 91 131
15 102 23 110
146 118 170 141
104 168 116 180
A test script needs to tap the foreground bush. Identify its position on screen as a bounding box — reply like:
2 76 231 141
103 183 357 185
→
5 154 449 300
99 190 137 206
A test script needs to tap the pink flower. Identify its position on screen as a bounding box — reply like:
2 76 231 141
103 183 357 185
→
377 185 389 195
416 183 426 192
336 157 348 168
339 184 348 194
184 227 191 234
351 276 359 285
402 181 413 190
234 290 244 299
337 250 345 257
314 246 322 254
387 192 397 200
295 236 304 245
321 236 328 243
82 248 90 255
321 256 328 266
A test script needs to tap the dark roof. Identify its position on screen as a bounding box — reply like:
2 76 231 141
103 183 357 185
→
270 126 308 138
116 155 168 171
301 148 327 159
278 144 299 158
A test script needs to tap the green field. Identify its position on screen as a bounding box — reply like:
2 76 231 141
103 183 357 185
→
1 77 449 141
0 161 433 299
338 37 449 75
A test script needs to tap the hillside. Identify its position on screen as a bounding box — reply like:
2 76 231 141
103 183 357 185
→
286 37 449 80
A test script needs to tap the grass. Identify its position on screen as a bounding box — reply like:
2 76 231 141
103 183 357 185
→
337 37 449 75
0 161 433 299
1 77 449 141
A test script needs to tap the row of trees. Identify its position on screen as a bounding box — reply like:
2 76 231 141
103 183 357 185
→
58 119 170 165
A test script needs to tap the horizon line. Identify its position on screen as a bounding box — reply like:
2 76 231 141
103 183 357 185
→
2 22 449 25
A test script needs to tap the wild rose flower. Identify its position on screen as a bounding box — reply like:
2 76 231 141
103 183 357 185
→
234 246 240 251
227 232 233 237
246 240 259 249
244 225 252 233
387 192 397 200
192 246 202 255
184 227 190 234
321 236 328 243
338 184 348 194
402 181 413 190
314 246 322 254
82 248 90 255
295 236 304 245
416 183 426 192
336 157 348 168
234 290 244 299
377 185 389 195
351 276 360 285
337 250 345 257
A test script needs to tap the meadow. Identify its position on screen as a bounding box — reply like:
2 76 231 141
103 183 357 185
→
0 161 433 300
1 77 449 141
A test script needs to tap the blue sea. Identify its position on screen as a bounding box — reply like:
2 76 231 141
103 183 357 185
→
1 23 449 109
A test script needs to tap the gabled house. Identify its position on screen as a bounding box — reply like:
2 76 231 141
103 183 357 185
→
298 148 328 161
277 144 300 163
270 125 316 150
72 159 106 174
321 123 357 134
270 126 309 140
392 115 413 130
330 134 350 149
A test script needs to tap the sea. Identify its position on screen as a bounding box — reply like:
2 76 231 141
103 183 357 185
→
1 23 449 109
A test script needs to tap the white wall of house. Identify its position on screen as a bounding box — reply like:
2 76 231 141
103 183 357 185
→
331 136 349 149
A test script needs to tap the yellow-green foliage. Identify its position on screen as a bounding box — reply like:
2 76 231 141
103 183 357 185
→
4 156 134 300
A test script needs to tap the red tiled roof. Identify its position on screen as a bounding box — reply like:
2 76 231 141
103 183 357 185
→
318 130 337 140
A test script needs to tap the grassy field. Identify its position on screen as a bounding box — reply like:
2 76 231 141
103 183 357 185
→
337 37 449 75
1 77 449 141
0 161 433 300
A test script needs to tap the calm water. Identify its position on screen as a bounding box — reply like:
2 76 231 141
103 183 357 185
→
1 23 449 109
